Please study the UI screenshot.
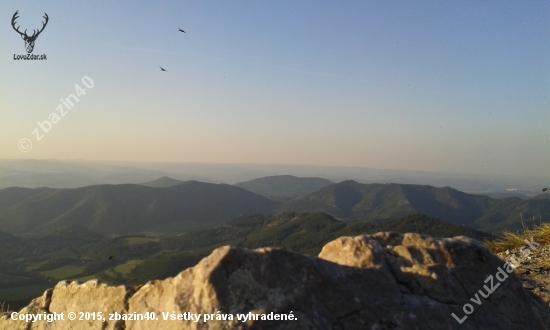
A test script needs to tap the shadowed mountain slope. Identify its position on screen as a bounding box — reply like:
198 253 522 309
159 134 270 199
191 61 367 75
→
533 193 550 200
234 175 334 201
278 181 550 234
0 187 52 209
139 176 184 187
0 181 279 236
134 212 493 283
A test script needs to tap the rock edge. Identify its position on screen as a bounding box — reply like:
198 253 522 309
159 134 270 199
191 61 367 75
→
1 232 549 330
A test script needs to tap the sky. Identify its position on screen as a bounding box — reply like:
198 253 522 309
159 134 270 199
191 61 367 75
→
0 1 549 178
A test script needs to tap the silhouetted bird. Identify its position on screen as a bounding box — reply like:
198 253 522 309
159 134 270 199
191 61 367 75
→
108 256 113 261
543 188 549 192
178 29 185 33
160 66 166 72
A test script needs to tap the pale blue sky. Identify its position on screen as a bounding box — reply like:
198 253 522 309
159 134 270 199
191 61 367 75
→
0 1 549 178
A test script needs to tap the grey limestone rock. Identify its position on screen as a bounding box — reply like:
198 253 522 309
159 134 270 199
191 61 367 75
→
1 233 549 329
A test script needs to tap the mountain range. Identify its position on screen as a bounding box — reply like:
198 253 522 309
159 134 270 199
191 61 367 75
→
1 165 549 315
2 159 548 196
0 181 278 236
278 180 550 234
233 175 334 201
1 178 549 238
139 176 184 187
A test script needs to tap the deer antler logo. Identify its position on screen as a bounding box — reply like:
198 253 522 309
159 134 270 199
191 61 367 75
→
12 11 49 54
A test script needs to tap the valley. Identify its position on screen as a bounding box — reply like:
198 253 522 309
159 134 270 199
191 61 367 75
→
1 175 548 312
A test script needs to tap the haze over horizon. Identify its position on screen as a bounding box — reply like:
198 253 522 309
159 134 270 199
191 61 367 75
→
1 1 549 179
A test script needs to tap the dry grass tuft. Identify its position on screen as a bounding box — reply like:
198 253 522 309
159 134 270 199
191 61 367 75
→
0 301 10 314
484 223 550 253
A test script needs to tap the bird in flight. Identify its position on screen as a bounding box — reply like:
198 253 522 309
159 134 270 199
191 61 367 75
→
160 66 166 72
108 256 113 261
543 188 549 192
178 29 185 33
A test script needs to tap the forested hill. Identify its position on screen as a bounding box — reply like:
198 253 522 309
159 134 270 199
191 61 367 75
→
234 175 334 202
278 180 550 234
0 181 279 236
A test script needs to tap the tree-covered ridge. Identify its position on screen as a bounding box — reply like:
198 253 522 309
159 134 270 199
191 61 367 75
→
0 182 279 236
279 181 550 234
123 212 493 284
1 180 548 238
0 211 493 310
234 175 334 202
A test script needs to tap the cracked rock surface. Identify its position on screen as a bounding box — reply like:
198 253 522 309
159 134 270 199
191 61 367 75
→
1 233 549 329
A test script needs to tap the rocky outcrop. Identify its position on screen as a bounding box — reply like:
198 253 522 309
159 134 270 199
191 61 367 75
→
496 240 550 323
1 233 549 329
497 242 550 304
